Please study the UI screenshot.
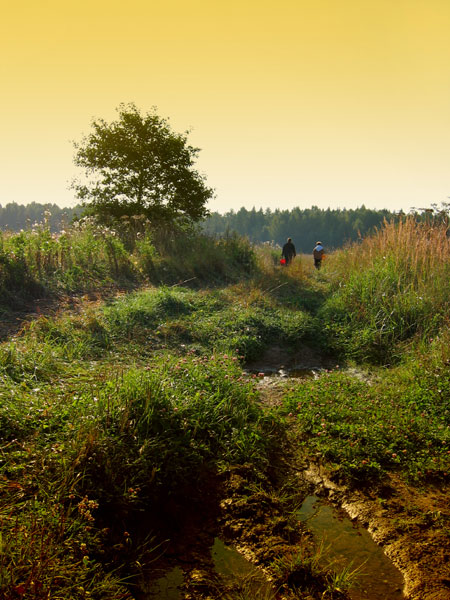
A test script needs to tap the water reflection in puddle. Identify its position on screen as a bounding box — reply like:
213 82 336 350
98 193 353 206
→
212 538 275 598
144 540 275 599
297 496 404 600
145 566 183 599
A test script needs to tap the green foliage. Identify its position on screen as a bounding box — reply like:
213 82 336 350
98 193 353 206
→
101 286 315 360
73 103 213 225
0 497 130 600
0 201 82 233
281 369 449 483
186 304 314 361
271 538 361 597
0 349 278 598
0 285 296 598
319 218 450 363
203 205 397 251
1 215 449 597
102 287 195 340
0 221 261 308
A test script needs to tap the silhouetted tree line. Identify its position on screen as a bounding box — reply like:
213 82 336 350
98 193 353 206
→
202 205 399 252
0 203 83 232
2 202 440 253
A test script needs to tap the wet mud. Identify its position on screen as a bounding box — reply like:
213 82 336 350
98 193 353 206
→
142 347 450 600
301 462 450 600
245 343 338 375
297 495 404 599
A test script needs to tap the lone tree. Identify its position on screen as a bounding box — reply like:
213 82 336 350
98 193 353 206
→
73 103 213 225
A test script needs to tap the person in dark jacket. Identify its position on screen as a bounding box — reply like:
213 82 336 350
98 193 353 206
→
313 241 324 269
281 238 296 265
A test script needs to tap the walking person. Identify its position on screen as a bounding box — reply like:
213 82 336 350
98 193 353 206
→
313 241 324 269
281 237 296 265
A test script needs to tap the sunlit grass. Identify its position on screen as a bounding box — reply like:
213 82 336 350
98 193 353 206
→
319 217 450 362
1 215 450 598
281 365 449 482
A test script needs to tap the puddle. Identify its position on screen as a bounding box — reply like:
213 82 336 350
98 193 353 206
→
212 538 275 598
297 496 404 600
144 540 275 599
246 367 322 379
288 367 322 379
145 566 184 599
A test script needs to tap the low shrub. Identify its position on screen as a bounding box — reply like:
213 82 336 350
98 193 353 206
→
281 369 449 483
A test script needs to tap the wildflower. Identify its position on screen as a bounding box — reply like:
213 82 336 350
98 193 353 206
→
14 585 26 595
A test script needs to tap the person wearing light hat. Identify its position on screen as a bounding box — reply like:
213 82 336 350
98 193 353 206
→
313 241 324 269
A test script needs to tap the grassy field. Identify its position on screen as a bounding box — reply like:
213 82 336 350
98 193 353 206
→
0 216 449 598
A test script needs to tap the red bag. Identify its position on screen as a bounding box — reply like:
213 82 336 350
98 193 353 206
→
280 258 286 265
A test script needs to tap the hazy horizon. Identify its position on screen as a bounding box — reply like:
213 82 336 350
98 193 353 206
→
2 1 449 215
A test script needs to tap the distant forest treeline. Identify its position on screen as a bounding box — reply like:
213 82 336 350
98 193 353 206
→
0 202 404 252
0 202 83 232
202 205 399 252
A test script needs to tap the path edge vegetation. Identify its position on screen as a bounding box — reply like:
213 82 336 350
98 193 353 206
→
0 214 449 599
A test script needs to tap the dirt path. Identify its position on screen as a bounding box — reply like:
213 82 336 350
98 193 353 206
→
2 298 448 599
254 370 450 600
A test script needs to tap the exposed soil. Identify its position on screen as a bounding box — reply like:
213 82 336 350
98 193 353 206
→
245 343 338 374
141 460 352 600
0 287 137 340
300 461 450 600
2 299 449 599
252 358 450 600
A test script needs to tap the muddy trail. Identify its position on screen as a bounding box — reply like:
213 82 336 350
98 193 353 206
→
1 297 448 599
142 346 450 600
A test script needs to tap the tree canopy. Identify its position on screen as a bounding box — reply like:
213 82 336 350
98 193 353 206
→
73 103 213 225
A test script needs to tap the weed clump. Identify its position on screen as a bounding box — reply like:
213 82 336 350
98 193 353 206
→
281 368 449 483
320 217 450 363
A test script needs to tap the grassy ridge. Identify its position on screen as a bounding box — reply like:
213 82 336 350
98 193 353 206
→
0 216 449 598
0 217 257 310
279 216 450 483
0 279 312 599
0 340 280 598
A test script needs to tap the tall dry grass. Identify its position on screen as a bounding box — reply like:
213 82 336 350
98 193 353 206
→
330 217 450 286
320 217 450 362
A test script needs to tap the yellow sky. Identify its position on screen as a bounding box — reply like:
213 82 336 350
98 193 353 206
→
1 0 449 213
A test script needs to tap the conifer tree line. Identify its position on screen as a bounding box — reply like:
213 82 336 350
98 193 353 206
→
202 205 398 252
0 202 82 232
0 201 426 253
